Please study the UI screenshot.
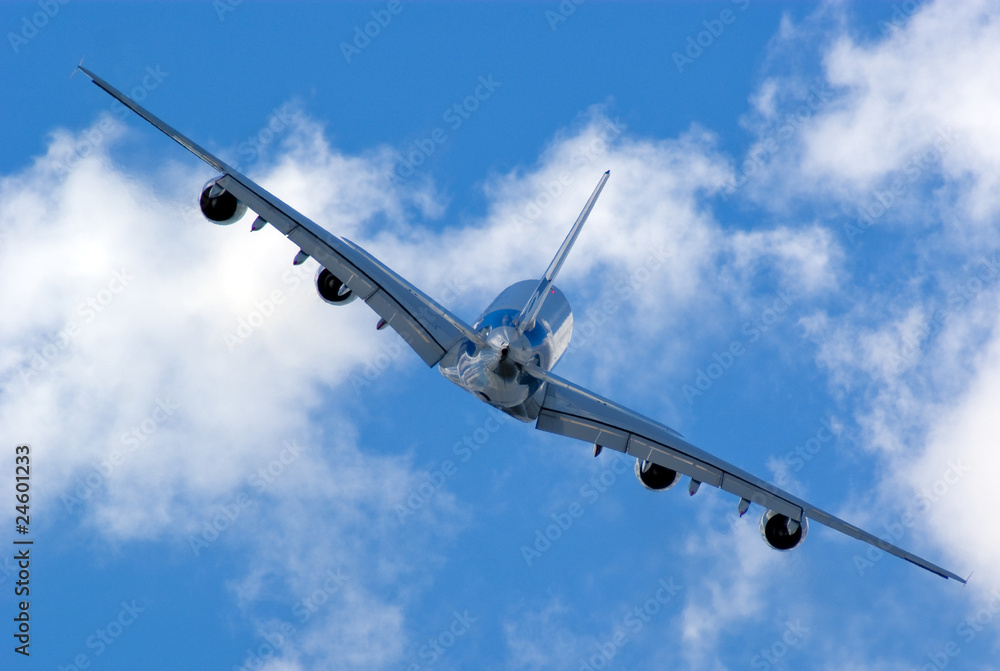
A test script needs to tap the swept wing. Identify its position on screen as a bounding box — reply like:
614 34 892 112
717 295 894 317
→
79 66 967 584
529 365 966 583
78 65 482 366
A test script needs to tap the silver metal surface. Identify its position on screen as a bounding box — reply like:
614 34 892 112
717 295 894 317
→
78 67 968 584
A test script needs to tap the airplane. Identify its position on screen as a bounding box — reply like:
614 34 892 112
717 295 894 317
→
77 65 968 584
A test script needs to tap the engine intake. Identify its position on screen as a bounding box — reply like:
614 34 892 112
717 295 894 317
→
759 510 809 551
200 178 247 225
316 267 356 305
634 459 681 491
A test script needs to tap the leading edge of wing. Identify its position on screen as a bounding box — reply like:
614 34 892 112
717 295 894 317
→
530 366 967 583
78 66 483 366
78 65 231 175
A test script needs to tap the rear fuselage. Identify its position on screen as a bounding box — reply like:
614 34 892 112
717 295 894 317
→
438 280 573 421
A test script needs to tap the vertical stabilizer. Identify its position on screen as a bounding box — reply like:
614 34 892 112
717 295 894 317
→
515 171 610 333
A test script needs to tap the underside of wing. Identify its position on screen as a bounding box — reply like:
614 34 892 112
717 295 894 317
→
214 173 480 366
78 66 480 367
531 368 967 583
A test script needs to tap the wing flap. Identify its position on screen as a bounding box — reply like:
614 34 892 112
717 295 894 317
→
534 369 967 583
80 65 966 584
536 408 630 452
215 175 458 365
625 434 724 489
79 66 477 368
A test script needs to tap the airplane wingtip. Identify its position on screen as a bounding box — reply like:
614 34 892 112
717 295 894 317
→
70 55 86 80
74 59 97 83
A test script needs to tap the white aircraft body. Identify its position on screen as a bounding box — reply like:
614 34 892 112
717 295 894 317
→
78 66 967 584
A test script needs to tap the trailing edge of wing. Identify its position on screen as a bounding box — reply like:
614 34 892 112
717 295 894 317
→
529 366 966 584
78 66 481 366
78 66 232 175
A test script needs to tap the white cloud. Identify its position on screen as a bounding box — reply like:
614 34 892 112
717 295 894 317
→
502 598 584 671
727 223 842 295
0 116 463 669
899 300 1000 590
9 2 1000 669
0 102 849 670
677 498 812 670
733 0 1000 596
745 0 1000 228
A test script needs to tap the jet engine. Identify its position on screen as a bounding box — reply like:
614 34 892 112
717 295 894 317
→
759 510 809 551
199 177 247 225
316 267 357 305
634 459 681 491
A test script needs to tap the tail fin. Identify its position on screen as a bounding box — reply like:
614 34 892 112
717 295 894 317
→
515 171 610 333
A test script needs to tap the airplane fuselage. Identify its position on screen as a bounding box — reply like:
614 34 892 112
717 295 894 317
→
438 280 573 422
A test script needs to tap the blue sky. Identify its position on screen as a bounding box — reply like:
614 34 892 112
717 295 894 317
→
2 1 1000 670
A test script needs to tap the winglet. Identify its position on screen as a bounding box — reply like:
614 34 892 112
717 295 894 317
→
70 55 85 79
515 170 610 333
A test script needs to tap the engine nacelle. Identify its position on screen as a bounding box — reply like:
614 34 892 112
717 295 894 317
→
634 459 681 491
316 267 357 306
759 510 809 551
199 177 247 225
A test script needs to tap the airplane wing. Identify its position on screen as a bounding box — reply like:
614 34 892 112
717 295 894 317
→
78 66 482 366
80 66 965 584
529 366 967 583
